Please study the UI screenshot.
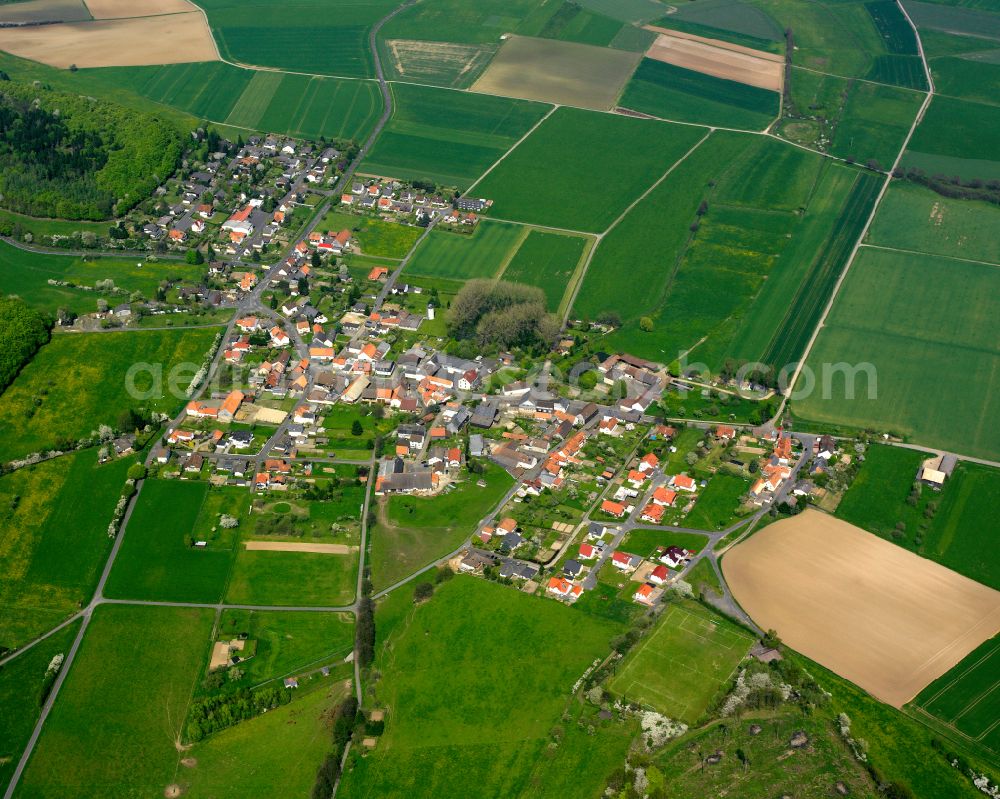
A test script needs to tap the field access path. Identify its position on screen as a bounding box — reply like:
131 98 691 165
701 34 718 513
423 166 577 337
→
0 4 415 794
774 3 936 423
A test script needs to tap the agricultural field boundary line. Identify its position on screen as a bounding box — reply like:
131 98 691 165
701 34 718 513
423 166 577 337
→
464 104 560 196
776 0 934 419
558 234 597 318
561 129 712 325
491 225 531 279
792 63 926 94
860 242 1000 269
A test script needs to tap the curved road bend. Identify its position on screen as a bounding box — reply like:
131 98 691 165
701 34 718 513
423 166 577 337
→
3 5 411 795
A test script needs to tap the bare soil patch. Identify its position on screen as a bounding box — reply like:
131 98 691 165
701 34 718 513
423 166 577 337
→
723 509 1000 707
643 26 783 91
164 785 182 798
84 0 198 18
0 11 217 67
244 541 354 555
471 34 641 110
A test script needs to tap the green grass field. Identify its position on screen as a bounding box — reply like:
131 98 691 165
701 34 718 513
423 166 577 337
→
318 210 422 259
867 180 1000 264
225 548 358 606
620 58 780 130
837 445 1000 590
499 229 589 311
197 0 398 77
0 241 202 315
361 82 550 187
0 619 81 794
181 678 354 798
403 220 525 281
0 327 219 460
795 248 1000 461
617 529 709 558
610 601 753 723
914 635 1000 753
371 464 513 591
78 62 382 142
338 576 625 799
380 0 568 44
212 609 354 688
683 474 752 531
103 480 236 603
904 96 1000 181
15 604 214 799
475 107 706 233
0 208 109 241
0 450 131 649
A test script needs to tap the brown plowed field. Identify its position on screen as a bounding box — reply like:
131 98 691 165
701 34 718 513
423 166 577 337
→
723 509 1000 707
643 26 783 91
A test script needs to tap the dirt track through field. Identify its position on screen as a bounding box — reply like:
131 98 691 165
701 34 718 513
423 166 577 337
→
723 509 1000 707
0 10 217 67
244 541 354 554
643 27 783 91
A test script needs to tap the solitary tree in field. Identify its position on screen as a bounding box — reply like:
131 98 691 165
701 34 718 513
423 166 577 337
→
351 419 363 436
639 317 654 332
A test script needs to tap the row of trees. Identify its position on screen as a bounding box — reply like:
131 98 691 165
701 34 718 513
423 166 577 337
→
0 296 49 393
185 684 291 742
0 78 182 219
448 279 560 349
310 696 359 799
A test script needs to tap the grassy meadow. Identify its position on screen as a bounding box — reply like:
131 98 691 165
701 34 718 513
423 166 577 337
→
181 678 354 798
795 248 1000 461
475 107 707 232
609 601 753 723
867 180 1000 264
403 220 525 281
319 210 422 259
620 58 780 130
0 241 201 315
0 620 81 794
103 480 236 603
904 96 1000 181
837 445 1000 590
15 604 214 799
361 82 550 187
499 229 589 311
338 576 625 799
0 327 219 460
370 463 513 591
0 450 132 648
225 548 358 606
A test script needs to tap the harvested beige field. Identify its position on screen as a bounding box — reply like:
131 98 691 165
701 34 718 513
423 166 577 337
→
84 0 199 19
723 509 1000 707
643 26 784 91
471 34 641 110
244 541 354 555
0 11 217 68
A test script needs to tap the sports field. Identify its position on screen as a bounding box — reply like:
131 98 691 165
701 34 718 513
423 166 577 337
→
470 35 640 110
475 107 706 233
795 247 1000 461
0 327 219 461
620 57 780 130
913 634 1000 754
404 220 525 281
0 450 131 648
499 229 590 312
15 604 215 799
361 82 550 187
338 576 625 799
867 180 1000 265
610 602 753 723
723 510 1000 708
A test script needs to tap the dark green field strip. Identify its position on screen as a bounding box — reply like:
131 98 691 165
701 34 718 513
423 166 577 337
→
866 1 920 54
868 53 929 90
648 17 784 53
917 637 1000 730
501 229 588 311
906 96 1000 178
759 171 882 370
620 58 780 130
